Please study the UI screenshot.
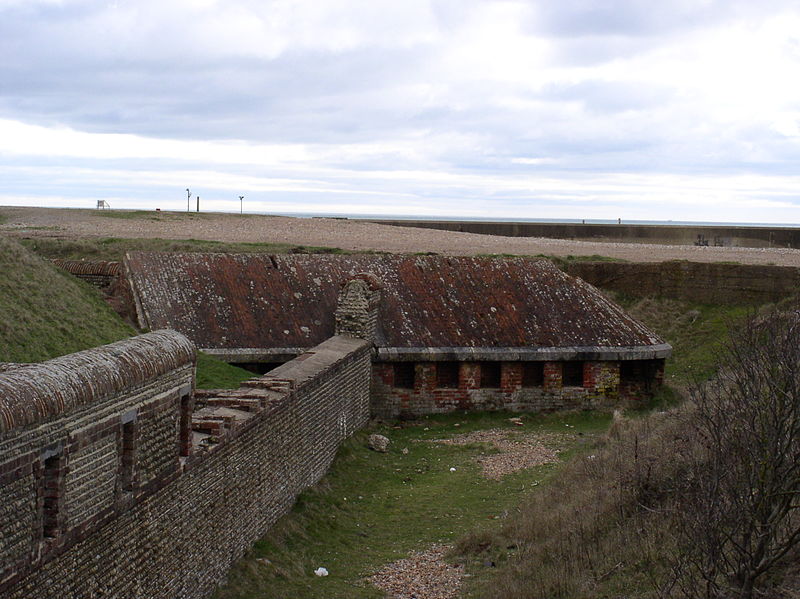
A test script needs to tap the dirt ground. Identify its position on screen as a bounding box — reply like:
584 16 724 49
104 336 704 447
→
2 206 800 266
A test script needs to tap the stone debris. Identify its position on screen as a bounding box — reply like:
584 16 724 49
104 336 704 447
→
369 544 464 599
368 433 391 453
431 429 570 479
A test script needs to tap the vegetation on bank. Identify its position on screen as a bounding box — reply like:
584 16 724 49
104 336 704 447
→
0 234 252 387
0 235 134 362
459 305 800 599
17 236 348 261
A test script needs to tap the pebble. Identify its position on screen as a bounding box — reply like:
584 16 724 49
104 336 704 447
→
368 545 464 599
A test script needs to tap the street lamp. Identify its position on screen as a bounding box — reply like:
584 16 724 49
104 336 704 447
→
186 188 191 212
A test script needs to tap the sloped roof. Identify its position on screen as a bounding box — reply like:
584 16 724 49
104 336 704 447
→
125 253 666 357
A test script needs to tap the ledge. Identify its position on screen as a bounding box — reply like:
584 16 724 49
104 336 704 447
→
374 343 673 362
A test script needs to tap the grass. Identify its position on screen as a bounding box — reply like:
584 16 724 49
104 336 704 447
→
18 237 348 261
214 410 611 599
195 352 254 389
0 235 135 362
95 210 168 220
0 234 257 391
474 253 625 264
619 296 750 382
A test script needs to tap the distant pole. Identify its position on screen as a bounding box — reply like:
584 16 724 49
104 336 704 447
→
239 195 244 214
186 188 191 212
196 195 200 213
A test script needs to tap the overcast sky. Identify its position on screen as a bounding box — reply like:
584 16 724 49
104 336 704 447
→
1 0 799 223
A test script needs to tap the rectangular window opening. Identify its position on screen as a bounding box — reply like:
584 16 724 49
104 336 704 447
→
121 420 136 492
522 362 544 387
42 454 64 538
179 395 193 457
436 362 460 389
562 361 584 387
393 363 416 390
480 362 502 388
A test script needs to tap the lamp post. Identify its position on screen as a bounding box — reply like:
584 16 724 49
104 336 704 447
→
186 188 191 212
239 195 244 214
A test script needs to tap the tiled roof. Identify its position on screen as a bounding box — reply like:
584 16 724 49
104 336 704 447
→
125 253 665 351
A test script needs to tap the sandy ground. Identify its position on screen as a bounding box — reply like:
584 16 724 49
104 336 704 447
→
2 206 800 266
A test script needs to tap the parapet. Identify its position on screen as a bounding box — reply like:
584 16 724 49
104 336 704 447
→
0 330 195 434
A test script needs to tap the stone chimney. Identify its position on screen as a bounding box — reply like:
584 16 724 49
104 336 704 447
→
334 273 382 342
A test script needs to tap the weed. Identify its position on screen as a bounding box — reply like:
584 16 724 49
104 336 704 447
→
18 237 348 261
195 352 253 389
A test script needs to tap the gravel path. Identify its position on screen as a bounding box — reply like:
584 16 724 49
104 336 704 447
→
368 544 464 599
431 428 569 479
2 206 800 266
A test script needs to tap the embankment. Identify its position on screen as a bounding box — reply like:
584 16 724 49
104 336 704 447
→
562 260 800 305
370 219 800 249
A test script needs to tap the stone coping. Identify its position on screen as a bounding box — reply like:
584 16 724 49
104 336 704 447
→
0 331 195 433
203 343 672 363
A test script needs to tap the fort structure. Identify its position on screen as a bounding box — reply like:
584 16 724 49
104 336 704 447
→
0 253 668 597
123 253 670 418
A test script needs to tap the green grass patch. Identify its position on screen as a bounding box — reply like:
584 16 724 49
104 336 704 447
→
475 253 625 264
95 210 165 220
0 235 134 362
214 410 611 599
195 352 254 389
619 297 750 383
18 237 348 261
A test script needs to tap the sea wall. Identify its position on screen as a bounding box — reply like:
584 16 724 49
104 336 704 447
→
563 261 800 305
0 334 372 599
368 220 800 248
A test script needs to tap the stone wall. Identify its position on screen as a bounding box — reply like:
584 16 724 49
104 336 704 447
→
370 359 664 418
51 260 121 291
0 334 372 599
563 261 800 305
368 219 800 249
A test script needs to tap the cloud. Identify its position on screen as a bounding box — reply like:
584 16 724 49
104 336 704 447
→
1 1 800 223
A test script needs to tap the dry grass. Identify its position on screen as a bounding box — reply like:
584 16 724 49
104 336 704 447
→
455 407 700 598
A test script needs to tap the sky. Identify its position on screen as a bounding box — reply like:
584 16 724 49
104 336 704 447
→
1 0 799 223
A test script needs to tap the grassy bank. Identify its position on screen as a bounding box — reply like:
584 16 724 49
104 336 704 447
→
18 236 349 261
0 235 134 362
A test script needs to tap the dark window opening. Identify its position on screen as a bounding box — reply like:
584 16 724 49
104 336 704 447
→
236 362 283 375
480 362 502 388
179 395 193 457
42 454 64 537
436 362 460 388
121 420 137 490
562 361 584 387
620 361 642 382
393 363 416 389
522 362 544 387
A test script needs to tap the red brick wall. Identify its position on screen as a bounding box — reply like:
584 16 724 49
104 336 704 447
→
371 359 659 418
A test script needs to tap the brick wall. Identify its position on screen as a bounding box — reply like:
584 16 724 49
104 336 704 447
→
371 359 657 418
0 334 371 599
